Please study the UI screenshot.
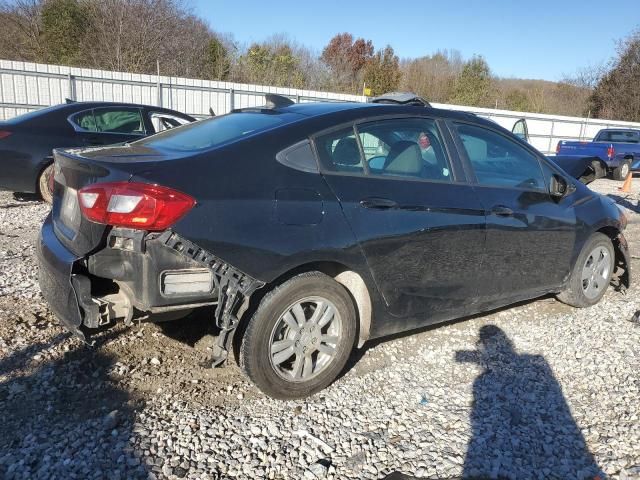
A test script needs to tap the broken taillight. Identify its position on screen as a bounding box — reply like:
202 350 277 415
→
607 144 615 159
77 182 195 231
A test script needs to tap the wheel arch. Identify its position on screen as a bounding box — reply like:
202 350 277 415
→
236 261 374 355
35 156 54 196
596 225 631 290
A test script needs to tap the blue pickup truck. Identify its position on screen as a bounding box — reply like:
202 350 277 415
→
556 128 640 180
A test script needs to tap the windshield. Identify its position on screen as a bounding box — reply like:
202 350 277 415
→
134 111 295 151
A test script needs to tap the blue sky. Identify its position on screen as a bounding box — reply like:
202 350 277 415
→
192 0 638 82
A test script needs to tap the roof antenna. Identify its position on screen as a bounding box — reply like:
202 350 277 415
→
209 107 216 117
264 94 294 109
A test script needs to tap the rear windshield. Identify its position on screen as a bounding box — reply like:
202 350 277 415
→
595 130 640 143
134 111 295 151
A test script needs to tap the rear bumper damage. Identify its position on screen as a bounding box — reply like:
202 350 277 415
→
37 215 264 363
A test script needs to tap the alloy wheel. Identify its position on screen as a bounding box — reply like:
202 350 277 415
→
581 246 611 300
268 296 342 382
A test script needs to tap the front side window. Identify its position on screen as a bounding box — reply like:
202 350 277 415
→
358 118 452 181
315 127 364 174
455 123 545 190
93 108 144 134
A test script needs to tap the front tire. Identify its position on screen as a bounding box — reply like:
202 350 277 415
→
38 164 54 204
240 272 356 399
613 160 631 181
557 233 614 308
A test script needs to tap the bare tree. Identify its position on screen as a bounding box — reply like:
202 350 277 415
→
0 0 44 61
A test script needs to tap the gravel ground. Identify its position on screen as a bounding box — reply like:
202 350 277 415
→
0 179 639 480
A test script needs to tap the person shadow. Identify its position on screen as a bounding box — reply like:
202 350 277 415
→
455 325 603 480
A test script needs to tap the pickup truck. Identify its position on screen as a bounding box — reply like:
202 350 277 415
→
556 128 640 180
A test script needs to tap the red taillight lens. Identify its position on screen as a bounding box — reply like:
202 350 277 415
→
556 141 561 154
0 130 12 140
607 144 615 159
78 182 195 231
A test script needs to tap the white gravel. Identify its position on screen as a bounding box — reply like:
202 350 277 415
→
0 180 639 480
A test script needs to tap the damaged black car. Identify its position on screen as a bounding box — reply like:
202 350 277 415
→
37 95 631 399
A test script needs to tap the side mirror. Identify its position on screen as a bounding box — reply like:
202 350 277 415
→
549 174 575 199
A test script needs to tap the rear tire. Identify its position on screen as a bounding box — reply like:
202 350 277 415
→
240 272 356 399
557 233 614 308
613 160 631 181
38 164 54 204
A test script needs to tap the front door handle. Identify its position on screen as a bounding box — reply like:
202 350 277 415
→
360 197 399 209
490 205 514 217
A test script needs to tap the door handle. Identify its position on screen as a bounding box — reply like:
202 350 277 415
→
360 197 399 209
490 205 514 217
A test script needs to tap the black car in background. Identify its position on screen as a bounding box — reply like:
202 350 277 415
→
37 96 630 399
0 101 195 202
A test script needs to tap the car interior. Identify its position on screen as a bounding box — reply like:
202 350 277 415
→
318 121 452 182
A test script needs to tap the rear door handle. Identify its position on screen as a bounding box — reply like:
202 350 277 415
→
490 205 514 217
360 197 399 209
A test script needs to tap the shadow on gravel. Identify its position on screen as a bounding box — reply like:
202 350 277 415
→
456 325 603 480
11 192 42 203
0 332 149 479
341 295 562 380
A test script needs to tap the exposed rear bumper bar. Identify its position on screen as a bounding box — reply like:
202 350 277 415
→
37 215 86 340
38 217 265 356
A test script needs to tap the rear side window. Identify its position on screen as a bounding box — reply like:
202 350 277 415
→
357 118 452 181
71 108 144 134
315 127 364 174
93 108 144 134
136 112 288 151
455 123 545 190
595 130 640 143
72 110 98 131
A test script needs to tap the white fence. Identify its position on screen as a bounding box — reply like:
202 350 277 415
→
2 59 640 154
0 59 365 120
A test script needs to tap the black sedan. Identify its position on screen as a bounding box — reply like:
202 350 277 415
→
0 101 195 202
37 96 631 399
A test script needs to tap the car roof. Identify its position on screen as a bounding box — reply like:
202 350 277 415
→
272 101 481 122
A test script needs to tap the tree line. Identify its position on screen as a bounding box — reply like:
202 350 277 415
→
1 0 638 121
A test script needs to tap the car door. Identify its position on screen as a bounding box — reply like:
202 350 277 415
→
70 107 147 146
449 121 576 306
315 117 487 332
511 118 529 143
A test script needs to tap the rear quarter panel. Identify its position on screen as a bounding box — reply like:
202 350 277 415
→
128 131 373 285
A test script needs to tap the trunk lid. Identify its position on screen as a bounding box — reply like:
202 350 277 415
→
51 144 173 256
